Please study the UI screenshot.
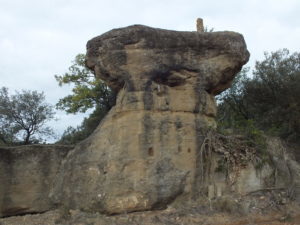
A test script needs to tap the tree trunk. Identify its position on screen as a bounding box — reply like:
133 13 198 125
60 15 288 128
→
24 131 31 145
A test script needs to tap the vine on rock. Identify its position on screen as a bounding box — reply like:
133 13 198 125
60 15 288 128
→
199 129 262 187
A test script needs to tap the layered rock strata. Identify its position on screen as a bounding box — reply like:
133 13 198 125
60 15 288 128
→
50 25 250 214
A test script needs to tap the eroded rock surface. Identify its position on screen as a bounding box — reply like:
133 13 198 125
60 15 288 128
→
0 145 73 218
50 25 250 214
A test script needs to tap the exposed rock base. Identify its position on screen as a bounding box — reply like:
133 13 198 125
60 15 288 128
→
1 202 300 225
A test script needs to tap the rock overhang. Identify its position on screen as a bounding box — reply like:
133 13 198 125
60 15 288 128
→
86 25 250 95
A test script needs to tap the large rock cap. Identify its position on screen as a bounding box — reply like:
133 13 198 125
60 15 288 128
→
86 25 249 95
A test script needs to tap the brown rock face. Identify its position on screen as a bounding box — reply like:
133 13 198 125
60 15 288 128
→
0 145 73 218
86 25 249 95
51 25 249 214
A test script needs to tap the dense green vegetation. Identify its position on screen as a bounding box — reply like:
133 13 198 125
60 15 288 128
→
217 49 300 144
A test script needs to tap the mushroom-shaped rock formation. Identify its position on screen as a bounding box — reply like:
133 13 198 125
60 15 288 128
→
51 25 249 214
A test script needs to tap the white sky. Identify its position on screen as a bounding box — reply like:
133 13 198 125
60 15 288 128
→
1 0 299 142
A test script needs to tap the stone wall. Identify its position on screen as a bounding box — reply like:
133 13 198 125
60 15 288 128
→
0 145 73 217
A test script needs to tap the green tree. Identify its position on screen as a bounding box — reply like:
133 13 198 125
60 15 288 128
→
217 49 300 142
0 87 55 145
217 67 251 128
55 54 116 144
246 49 300 140
55 54 115 113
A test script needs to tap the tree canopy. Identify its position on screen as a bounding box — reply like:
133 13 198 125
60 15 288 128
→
218 49 300 143
55 54 116 144
0 87 55 145
55 54 115 114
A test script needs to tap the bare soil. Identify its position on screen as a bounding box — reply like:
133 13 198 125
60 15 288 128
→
1 204 299 225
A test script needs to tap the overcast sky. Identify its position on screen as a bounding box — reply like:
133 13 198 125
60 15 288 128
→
1 0 299 142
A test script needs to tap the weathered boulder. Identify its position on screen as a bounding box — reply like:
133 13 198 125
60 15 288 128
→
0 145 73 218
50 25 250 214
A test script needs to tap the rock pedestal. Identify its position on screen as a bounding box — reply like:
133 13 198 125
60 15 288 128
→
50 25 249 214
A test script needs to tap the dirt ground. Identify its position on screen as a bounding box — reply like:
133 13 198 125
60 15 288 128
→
1 204 299 225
